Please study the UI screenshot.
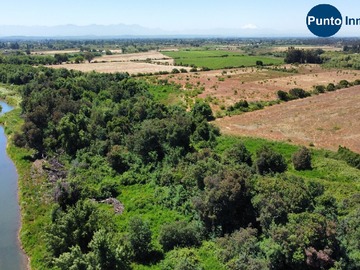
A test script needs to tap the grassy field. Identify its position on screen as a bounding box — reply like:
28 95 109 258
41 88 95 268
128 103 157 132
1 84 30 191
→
216 136 360 202
162 50 283 69
215 85 360 153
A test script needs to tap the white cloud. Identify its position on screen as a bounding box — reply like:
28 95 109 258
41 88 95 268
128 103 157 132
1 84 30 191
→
242 24 258 29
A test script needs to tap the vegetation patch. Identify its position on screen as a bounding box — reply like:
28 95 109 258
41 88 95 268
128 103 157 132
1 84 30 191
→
162 50 283 70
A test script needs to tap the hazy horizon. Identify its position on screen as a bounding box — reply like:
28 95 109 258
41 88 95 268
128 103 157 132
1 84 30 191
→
0 0 359 37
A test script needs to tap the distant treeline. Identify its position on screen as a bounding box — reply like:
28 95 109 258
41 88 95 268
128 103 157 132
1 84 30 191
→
0 37 355 53
343 44 360 53
284 47 324 64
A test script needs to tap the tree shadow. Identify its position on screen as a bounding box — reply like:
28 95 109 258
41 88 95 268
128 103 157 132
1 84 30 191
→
137 249 164 266
22 154 36 162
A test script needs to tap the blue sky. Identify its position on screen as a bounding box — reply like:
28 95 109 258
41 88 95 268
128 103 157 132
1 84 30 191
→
2 0 360 35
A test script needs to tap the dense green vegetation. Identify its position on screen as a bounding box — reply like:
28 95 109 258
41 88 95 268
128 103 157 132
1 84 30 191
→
0 38 360 270
322 52 360 70
162 50 283 69
284 47 324 64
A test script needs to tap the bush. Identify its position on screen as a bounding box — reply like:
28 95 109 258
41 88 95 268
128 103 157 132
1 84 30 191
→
337 80 350 88
314 85 325 94
292 147 312 170
13 132 26 147
161 248 203 270
233 100 249 110
223 142 252 166
128 217 152 262
337 146 360 169
255 146 287 175
191 101 214 121
289 88 310 99
277 90 290 101
159 221 203 252
326 83 336 91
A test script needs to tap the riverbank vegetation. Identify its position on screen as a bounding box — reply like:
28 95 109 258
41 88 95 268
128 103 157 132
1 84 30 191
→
0 38 360 269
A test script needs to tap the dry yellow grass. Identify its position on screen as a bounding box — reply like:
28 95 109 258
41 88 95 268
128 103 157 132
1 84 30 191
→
162 65 360 104
94 51 171 62
31 50 80 55
271 46 341 52
48 51 184 74
216 86 360 153
50 61 190 74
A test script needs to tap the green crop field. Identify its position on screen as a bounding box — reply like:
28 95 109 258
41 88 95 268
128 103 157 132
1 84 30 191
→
162 50 283 69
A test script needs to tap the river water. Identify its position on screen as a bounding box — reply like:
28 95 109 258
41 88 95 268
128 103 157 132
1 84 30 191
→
0 101 28 269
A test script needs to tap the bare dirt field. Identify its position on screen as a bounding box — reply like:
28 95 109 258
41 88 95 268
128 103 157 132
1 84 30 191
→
50 61 189 74
49 51 180 74
93 51 171 62
215 86 360 153
32 50 80 55
161 65 360 106
271 46 342 52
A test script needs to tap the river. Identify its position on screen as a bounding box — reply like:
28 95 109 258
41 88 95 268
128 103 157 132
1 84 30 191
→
0 101 28 269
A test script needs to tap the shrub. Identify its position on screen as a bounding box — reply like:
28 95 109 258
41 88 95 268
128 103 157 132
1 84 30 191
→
223 142 252 166
201 67 211 71
191 101 214 121
255 146 287 175
289 88 310 99
277 90 290 101
233 100 249 110
107 145 130 173
314 85 325 94
159 221 203 252
161 248 203 270
326 83 336 91
292 147 312 170
128 217 152 262
337 80 350 88
13 132 26 147
337 146 360 169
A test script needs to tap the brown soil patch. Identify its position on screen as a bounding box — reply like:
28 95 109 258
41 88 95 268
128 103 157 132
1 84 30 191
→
50 61 190 75
94 51 171 62
31 50 80 55
271 46 342 52
215 86 360 153
161 65 360 106
49 51 180 74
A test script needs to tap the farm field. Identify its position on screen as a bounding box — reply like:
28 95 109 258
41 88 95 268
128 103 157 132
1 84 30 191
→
49 51 179 74
215 85 360 153
31 49 80 55
160 64 360 105
93 51 173 63
162 50 283 69
50 61 189 74
270 45 342 52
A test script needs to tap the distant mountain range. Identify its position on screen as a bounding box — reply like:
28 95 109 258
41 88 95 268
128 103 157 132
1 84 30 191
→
0 23 311 38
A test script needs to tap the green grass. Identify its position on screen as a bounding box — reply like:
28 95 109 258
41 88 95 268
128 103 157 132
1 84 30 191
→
132 241 225 270
114 184 189 246
162 50 283 69
0 84 22 106
148 83 184 106
216 136 360 201
0 108 52 270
